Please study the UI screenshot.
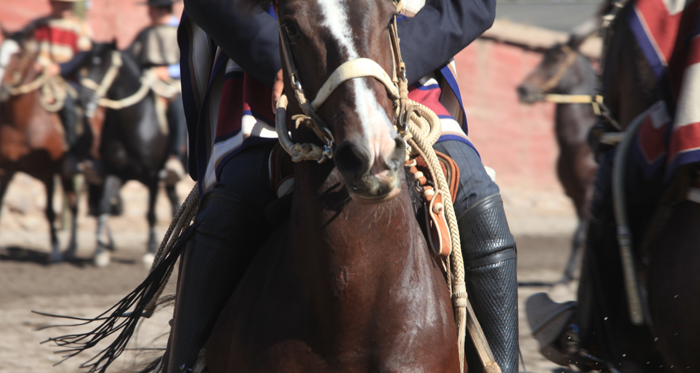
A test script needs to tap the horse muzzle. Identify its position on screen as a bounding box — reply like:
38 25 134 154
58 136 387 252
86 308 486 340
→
335 136 405 202
517 83 543 105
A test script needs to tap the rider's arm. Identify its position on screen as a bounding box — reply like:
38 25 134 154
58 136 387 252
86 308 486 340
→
182 0 281 89
398 0 496 84
58 51 89 77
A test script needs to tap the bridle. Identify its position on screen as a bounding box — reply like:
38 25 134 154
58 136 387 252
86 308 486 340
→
274 1 408 163
272 3 507 373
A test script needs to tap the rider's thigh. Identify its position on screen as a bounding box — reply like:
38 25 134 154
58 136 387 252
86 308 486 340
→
433 139 500 217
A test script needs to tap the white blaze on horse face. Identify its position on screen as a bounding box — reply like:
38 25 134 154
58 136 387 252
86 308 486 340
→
316 0 397 174
0 40 20 87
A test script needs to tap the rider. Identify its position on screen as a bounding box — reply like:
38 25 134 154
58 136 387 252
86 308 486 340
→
129 0 187 182
23 0 93 153
167 1 518 372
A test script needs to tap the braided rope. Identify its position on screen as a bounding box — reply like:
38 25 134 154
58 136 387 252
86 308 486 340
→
402 99 468 372
10 71 47 95
8 70 73 112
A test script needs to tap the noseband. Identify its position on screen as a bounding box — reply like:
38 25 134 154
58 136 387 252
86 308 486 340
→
275 2 408 163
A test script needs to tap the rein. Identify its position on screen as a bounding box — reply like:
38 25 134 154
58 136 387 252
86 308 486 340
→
81 50 180 112
273 2 499 372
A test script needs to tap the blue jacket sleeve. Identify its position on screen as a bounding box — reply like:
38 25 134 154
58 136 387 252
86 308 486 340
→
397 0 496 84
183 0 281 89
59 51 90 78
183 0 495 88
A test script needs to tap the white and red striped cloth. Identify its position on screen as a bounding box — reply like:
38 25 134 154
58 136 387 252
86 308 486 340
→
631 0 700 179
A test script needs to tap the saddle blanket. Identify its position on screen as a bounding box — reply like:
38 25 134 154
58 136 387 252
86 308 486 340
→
630 0 700 180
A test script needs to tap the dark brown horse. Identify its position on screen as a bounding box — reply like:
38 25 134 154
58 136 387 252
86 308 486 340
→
80 42 182 267
517 35 598 282
560 1 700 371
205 0 460 371
0 32 101 263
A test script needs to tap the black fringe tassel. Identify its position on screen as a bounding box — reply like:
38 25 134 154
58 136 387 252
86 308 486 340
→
33 224 197 373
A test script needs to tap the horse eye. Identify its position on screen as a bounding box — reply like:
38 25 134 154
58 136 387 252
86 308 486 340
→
92 56 102 65
283 23 299 38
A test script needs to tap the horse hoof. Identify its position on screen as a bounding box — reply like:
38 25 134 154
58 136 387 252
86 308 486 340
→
62 250 76 262
94 252 111 267
49 251 63 264
142 253 155 269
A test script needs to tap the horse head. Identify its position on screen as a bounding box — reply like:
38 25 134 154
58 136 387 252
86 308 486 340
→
517 33 593 104
272 0 406 201
0 31 34 102
79 40 122 116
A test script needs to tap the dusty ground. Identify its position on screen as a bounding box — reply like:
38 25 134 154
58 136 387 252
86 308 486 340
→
0 173 579 372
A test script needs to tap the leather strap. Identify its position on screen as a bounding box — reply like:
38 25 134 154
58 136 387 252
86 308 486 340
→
311 58 399 110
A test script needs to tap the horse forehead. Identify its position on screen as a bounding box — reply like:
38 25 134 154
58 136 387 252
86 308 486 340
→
314 0 362 56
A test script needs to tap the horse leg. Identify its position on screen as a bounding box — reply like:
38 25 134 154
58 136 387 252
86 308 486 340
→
61 175 80 261
648 200 700 371
561 219 585 283
165 182 180 219
0 170 16 218
142 180 159 267
93 175 122 267
43 175 61 263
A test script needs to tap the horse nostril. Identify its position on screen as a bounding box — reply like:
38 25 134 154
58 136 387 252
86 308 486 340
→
517 86 529 98
391 137 406 167
335 142 370 179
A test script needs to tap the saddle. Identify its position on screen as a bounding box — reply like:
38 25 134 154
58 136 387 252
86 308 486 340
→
268 143 460 256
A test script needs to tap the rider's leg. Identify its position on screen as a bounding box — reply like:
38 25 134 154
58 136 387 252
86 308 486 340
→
163 94 187 182
433 140 519 373
58 82 79 149
165 142 277 373
166 93 187 164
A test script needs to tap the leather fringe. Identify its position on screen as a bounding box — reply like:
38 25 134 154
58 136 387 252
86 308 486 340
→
33 224 197 373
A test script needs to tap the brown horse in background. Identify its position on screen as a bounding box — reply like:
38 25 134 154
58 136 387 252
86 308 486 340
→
517 34 598 282
205 0 461 371
0 31 105 263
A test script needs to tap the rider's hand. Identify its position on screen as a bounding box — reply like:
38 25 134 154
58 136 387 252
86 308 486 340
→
271 68 284 112
154 66 171 81
45 63 61 77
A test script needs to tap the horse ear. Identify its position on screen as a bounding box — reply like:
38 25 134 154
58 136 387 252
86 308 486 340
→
0 21 9 41
110 38 118 50
568 19 598 50
567 33 587 51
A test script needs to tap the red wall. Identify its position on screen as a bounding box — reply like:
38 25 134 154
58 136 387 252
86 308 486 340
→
454 38 560 192
0 3 560 192
0 0 184 48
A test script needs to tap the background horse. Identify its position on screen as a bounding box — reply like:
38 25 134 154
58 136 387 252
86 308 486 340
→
517 34 598 282
205 0 461 371
0 31 105 263
571 0 700 370
82 42 181 267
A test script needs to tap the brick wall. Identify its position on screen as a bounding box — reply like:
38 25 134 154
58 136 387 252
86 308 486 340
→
454 38 561 192
0 0 184 48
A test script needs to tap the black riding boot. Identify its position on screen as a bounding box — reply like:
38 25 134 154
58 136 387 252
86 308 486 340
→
164 188 268 373
59 92 79 149
458 193 519 373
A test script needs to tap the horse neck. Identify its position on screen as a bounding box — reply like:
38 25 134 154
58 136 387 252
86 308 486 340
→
109 52 144 99
289 161 446 335
554 56 597 145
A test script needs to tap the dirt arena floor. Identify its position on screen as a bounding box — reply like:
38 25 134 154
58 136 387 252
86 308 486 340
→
0 173 579 372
